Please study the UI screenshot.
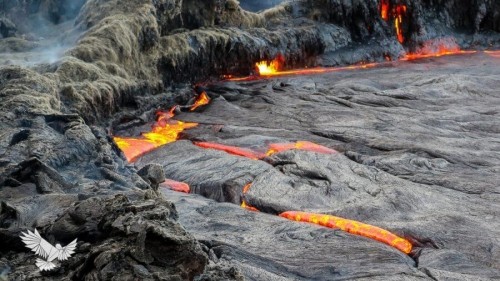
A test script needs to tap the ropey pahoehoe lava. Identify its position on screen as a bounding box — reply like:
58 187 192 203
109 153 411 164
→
1 0 500 280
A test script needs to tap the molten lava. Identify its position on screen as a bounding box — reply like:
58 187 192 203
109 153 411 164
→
190 91 211 111
241 183 259 211
403 42 477 61
485 50 500 58
194 142 263 160
192 141 336 160
228 62 378 81
379 1 407 43
266 141 337 156
280 211 413 254
161 179 191 193
255 54 284 75
114 107 198 162
394 5 407 43
380 0 390 20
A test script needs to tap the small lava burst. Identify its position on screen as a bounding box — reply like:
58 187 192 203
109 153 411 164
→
161 179 191 193
114 107 198 162
190 91 211 111
193 141 336 160
255 54 285 75
280 211 413 254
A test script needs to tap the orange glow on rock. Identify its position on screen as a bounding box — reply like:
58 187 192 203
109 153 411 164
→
266 141 337 156
379 1 407 44
403 42 477 61
114 108 198 162
242 183 252 194
280 211 413 254
485 50 500 58
241 183 259 211
227 62 378 81
241 200 259 212
194 142 263 159
190 91 211 111
160 179 191 193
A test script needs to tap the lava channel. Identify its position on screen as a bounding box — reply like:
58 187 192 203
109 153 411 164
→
280 211 413 254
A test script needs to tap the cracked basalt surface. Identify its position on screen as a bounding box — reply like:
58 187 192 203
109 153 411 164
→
0 0 499 280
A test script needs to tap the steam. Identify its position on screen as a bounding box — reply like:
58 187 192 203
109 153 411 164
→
0 0 86 66
239 0 286 12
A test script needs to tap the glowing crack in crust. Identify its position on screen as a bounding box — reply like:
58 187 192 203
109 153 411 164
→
241 183 259 212
279 211 412 254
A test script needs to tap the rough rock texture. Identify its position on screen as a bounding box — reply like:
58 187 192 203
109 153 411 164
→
0 0 499 280
2 194 209 280
136 53 500 280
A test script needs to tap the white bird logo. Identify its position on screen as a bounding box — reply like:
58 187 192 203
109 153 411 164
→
20 229 77 271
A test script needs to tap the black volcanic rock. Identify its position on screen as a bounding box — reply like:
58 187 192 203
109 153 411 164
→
0 0 499 280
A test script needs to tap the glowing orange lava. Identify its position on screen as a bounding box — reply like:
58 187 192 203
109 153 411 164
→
241 183 259 211
160 179 191 193
280 211 413 254
255 54 285 75
194 142 263 160
485 50 500 58
242 183 252 193
394 5 407 43
228 62 378 81
193 141 336 159
379 1 407 43
403 42 477 60
190 91 211 111
266 141 337 156
114 107 198 162
380 0 390 20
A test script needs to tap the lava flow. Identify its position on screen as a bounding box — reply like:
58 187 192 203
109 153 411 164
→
485 50 500 58
190 91 210 111
114 107 198 162
193 141 336 160
161 179 191 193
394 5 407 43
194 142 263 160
379 0 407 43
228 62 379 81
280 211 413 254
226 45 490 82
403 42 477 60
